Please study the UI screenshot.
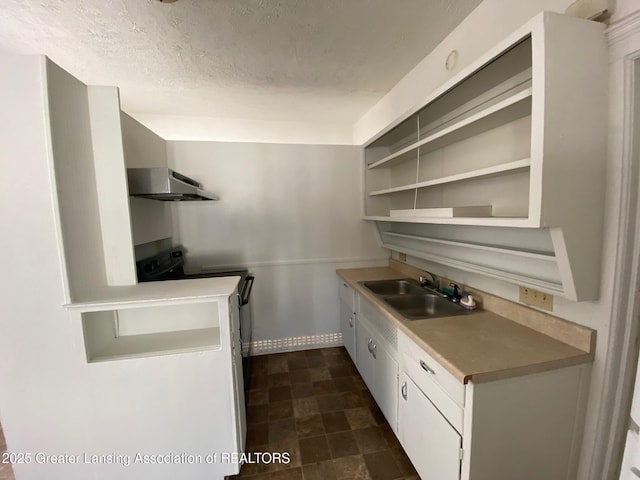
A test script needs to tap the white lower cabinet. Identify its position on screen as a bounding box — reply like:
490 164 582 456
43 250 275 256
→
355 299 398 432
340 278 589 480
399 373 462 480
338 279 357 362
396 329 589 480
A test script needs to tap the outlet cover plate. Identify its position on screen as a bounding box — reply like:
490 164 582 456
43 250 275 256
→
519 286 554 311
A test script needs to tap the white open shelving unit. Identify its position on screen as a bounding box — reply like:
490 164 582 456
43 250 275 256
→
363 12 607 301
364 37 534 224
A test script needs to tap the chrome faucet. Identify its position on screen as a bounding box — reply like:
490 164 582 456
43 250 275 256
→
419 272 440 291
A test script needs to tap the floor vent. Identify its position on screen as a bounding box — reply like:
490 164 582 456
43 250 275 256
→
249 333 343 356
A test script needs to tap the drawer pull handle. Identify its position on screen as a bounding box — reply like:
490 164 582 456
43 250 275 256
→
367 339 377 358
632 467 640 478
348 315 353 328
420 360 435 375
401 381 407 400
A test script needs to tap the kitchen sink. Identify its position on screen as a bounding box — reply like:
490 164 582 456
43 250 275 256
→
383 293 468 320
360 278 469 320
361 279 424 296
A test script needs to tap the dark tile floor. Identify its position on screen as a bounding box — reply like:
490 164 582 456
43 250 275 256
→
229 347 419 480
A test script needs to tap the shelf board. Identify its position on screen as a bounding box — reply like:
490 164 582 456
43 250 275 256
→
88 327 221 363
363 215 534 228
368 88 532 170
391 206 493 218
368 158 532 196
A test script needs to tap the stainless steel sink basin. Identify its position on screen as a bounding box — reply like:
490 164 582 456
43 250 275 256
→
360 278 469 320
384 294 467 320
361 279 424 296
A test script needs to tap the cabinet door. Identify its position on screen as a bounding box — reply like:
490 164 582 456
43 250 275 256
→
355 318 376 391
338 278 356 311
356 317 398 433
399 373 461 480
374 341 398 433
340 301 356 362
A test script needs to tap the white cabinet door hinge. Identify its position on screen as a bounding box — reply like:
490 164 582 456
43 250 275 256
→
459 448 464 460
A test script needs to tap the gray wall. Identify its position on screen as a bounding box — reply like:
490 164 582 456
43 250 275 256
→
166 141 387 346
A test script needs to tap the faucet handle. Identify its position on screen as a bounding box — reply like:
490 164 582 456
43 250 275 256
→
449 282 461 301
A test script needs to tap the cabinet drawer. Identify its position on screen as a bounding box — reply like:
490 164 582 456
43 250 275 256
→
399 331 464 432
358 295 397 352
338 278 356 312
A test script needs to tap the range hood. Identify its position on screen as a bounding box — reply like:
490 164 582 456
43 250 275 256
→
127 168 218 201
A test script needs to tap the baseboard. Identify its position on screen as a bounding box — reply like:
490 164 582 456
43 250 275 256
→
247 333 343 356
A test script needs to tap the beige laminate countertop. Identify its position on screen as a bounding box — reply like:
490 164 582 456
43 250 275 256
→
337 267 594 384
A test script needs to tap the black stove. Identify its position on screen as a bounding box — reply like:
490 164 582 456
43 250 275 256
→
136 247 185 281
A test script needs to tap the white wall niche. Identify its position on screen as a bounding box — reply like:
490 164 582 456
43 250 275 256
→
81 301 221 363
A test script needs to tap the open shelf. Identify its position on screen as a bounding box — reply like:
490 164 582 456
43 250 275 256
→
368 68 532 172
363 215 532 228
88 327 221 363
368 88 532 170
391 206 493 218
82 301 221 363
369 158 531 196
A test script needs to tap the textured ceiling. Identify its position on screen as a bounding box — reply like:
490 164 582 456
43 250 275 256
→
0 0 481 123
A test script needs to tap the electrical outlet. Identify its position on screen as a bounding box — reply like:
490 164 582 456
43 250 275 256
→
519 286 554 311
398 252 407 262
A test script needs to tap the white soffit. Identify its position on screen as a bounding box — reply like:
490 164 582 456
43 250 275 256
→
0 0 481 126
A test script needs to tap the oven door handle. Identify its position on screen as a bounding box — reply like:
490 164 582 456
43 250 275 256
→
240 275 255 306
